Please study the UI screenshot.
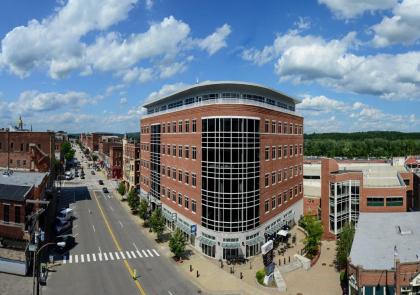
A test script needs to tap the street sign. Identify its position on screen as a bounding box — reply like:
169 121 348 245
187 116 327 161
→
191 224 197 235
261 240 273 255
28 244 37 252
171 212 177 221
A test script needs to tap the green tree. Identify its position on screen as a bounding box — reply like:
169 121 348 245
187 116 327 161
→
149 208 166 241
336 223 355 269
169 228 186 260
127 190 139 213
117 182 126 196
92 154 98 161
61 142 75 161
138 199 149 220
303 216 323 258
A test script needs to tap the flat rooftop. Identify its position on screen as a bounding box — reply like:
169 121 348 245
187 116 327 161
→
0 184 31 202
0 170 48 187
303 163 406 188
350 212 420 270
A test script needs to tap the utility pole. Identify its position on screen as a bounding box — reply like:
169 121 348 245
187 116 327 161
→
7 128 10 171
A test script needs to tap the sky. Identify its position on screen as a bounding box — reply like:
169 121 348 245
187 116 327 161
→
0 0 419 133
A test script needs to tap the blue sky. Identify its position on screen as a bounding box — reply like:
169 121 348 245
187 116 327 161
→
0 0 419 133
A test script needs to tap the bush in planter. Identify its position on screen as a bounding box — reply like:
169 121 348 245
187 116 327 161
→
117 182 126 196
138 199 149 220
256 269 266 285
127 190 140 213
149 208 165 241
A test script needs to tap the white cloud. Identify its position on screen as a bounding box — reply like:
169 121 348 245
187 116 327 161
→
198 24 232 55
242 30 420 100
105 84 125 96
145 0 153 10
145 82 188 102
0 0 137 78
158 62 187 78
371 0 420 47
294 17 311 30
318 0 397 19
298 94 419 132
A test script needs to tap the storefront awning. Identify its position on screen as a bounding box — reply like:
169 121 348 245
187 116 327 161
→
278 230 288 237
245 236 264 246
221 242 241 249
176 221 192 235
198 236 216 246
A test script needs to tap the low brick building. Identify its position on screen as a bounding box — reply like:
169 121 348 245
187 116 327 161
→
0 129 55 172
109 145 123 179
122 136 140 191
348 212 420 295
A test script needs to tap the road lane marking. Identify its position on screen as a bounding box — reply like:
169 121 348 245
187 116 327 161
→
142 250 148 257
81 254 84 263
136 250 143 258
130 251 136 258
104 252 108 261
115 252 120 260
109 205 114 211
92 253 96 262
126 251 132 259
120 251 126 259
147 250 153 257
75 255 78 264
92 225 96 232
133 243 139 251
87 254 90 262
93 191 146 295
168 291 174 295
118 220 124 228
152 249 160 257
69 255 72 264
99 253 103 261
63 255 67 264
109 252 114 260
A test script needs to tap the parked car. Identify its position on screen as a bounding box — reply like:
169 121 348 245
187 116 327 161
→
58 208 74 221
91 170 95 175
98 180 104 185
54 235 76 254
102 187 109 193
55 219 71 234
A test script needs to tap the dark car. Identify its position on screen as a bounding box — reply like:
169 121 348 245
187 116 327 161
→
98 180 104 185
91 170 95 175
80 175 85 179
54 235 76 254
102 187 109 193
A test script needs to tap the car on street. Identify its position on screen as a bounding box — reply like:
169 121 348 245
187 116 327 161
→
102 187 109 193
91 170 95 175
98 180 104 185
54 219 72 234
54 235 76 254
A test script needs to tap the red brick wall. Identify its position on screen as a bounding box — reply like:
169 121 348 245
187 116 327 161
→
304 196 320 216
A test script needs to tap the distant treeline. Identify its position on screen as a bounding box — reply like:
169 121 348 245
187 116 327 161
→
304 132 420 158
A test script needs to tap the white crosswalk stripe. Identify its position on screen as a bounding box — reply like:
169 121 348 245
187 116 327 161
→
62 249 159 264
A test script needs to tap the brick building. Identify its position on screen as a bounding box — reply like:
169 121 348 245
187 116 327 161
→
109 145 123 179
122 136 140 191
0 129 55 172
140 81 304 260
80 132 111 152
304 158 413 240
348 212 420 295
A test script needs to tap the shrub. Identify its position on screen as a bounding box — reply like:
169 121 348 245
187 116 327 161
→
256 269 265 285
169 228 186 259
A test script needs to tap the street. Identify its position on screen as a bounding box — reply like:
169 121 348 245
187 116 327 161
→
41 147 199 295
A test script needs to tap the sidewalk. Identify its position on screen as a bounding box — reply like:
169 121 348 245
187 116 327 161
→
115 192 277 295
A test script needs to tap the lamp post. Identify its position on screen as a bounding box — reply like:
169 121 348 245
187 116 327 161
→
32 241 65 295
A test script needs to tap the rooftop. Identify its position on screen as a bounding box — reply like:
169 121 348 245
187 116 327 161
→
0 170 48 187
350 212 420 270
0 184 31 202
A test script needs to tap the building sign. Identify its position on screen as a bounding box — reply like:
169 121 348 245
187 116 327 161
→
410 273 420 286
262 240 274 272
190 224 197 235
171 212 177 221
261 240 273 255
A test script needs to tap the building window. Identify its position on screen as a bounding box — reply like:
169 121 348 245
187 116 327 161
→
271 172 276 185
283 122 288 134
299 183 303 193
185 146 189 158
278 146 282 159
178 193 182 206
272 197 276 209
192 119 197 132
184 196 189 209
289 145 293 157
178 145 182 157
178 170 182 182
185 172 189 185
15 206 20 224
386 197 403 207
277 170 282 183
172 190 176 202
265 146 269 160
178 120 183 132
295 165 298 176
294 186 298 196
192 146 197 160
192 199 197 213
271 121 276 133
277 194 282 206
162 124 166 133
284 145 288 158
3 204 9 223
367 197 384 207
167 166 171 177
289 123 293 134
264 120 269 133
192 173 197 187
172 145 176 156
299 144 303 155
264 200 269 213
284 191 288 203
277 122 282 134
271 146 276 159
172 168 176 180
162 144 165 154
185 120 190 132
161 166 166 175
284 168 288 180
167 122 171 133
289 167 293 179
20 143 24 151
265 174 269 187
289 188 293 200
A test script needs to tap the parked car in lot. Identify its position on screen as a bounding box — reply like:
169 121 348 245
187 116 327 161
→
98 180 104 185
102 187 109 193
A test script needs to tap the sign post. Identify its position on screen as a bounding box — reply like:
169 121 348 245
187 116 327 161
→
261 240 274 285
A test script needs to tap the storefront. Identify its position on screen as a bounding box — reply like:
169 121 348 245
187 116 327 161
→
245 234 263 257
221 238 241 259
198 234 216 258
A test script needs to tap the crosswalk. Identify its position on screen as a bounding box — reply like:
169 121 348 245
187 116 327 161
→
61 248 160 265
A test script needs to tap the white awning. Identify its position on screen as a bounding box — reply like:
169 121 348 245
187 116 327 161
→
278 230 288 237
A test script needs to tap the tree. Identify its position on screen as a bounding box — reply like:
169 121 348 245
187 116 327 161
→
303 216 323 258
117 182 126 196
127 190 139 213
169 228 186 260
138 199 149 220
92 154 98 161
336 223 355 269
149 208 165 241
61 142 75 161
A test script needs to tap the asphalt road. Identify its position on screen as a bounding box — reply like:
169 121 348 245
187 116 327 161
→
41 147 199 295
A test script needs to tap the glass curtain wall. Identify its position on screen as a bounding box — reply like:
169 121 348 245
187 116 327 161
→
150 124 161 201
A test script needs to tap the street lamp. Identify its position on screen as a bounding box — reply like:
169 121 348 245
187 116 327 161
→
32 242 66 295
